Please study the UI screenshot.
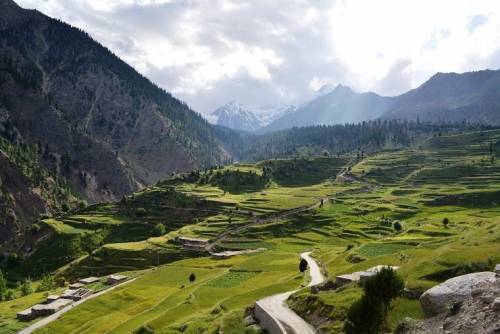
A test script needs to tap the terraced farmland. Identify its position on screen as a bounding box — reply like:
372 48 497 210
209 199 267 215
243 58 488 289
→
1 131 500 334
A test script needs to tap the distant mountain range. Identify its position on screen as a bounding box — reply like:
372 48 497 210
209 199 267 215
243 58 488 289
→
262 85 394 132
381 70 500 124
214 69 500 132
211 101 295 132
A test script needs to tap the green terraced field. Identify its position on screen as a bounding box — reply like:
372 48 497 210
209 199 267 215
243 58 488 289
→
1 132 500 334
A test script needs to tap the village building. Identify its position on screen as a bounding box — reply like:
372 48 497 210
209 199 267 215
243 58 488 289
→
335 265 399 286
177 236 209 251
107 274 128 285
78 277 100 285
60 288 92 301
68 282 85 289
16 308 35 321
46 295 60 302
31 298 73 317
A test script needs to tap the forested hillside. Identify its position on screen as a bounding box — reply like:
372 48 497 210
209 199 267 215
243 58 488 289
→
238 121 494 162
0 0 229 205
0 0 232 259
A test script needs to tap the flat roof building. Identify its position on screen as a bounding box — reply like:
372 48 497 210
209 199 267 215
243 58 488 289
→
17 308 35 321
336 265 399 287
78 277 100 285
32 298 73 316
107 275 128 285
68 282 85 289
61 288 92 301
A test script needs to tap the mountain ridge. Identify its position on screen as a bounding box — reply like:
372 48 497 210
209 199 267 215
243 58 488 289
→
262 84 394 132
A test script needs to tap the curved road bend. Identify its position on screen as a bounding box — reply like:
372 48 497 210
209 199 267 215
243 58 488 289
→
256 251 325 334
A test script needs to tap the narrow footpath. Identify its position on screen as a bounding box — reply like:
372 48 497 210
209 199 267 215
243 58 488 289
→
255 251 325 334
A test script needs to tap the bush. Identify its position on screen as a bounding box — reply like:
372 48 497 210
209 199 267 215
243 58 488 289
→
345 267 404 334
189 273 196 282
21 279 33 296
345 295 385 334
36 275 55 292
31 223 41 234
5 289 15 300
7 253 19 268
152 223 166 237
135 207 147 217
134 325 155 334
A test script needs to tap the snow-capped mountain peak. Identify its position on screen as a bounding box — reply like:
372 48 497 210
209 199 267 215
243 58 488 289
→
211 101 296 132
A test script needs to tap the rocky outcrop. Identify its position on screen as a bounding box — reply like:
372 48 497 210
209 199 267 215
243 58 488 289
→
419 271 496 316
398 268 500 334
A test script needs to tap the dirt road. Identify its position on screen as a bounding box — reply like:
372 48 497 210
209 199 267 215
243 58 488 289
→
255 251 325 334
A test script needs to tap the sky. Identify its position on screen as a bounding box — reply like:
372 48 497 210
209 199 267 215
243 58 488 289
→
16 0 500 116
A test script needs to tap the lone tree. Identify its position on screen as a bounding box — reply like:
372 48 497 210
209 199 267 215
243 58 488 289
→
299 259 308 273
442 217 449 228
345 267 404 334
189 273 196 282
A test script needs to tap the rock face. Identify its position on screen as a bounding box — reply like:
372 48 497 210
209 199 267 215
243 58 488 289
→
419 271 497 316
398 270 500 334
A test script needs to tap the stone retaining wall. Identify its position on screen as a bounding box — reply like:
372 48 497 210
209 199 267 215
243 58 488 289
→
254 301 285 334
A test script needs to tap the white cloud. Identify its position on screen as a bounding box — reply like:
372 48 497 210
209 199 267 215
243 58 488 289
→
15 0 500 114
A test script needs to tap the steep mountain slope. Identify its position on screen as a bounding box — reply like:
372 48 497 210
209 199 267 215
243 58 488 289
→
212 101 263 131
0 0 229 205
263 85 394 132
381 69 500 124
0 112 78 256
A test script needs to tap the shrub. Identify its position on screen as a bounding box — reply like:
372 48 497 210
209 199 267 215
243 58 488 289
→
31 223 41 234
152 223 166 237
345 267 404 334
21 279 33 296
5 289 14 300
36 275 55 292
7 253 19 268
134 325 155 334
345 295 385 334
135 207 147 217
189 273 196 282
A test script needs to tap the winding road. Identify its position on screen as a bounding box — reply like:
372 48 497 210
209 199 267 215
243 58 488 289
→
255 251 325 334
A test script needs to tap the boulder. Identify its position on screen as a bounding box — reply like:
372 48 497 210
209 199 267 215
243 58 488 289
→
492 297 500 312
419 271 496 316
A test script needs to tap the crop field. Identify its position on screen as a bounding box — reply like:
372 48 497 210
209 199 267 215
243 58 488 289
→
1 132 500 334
